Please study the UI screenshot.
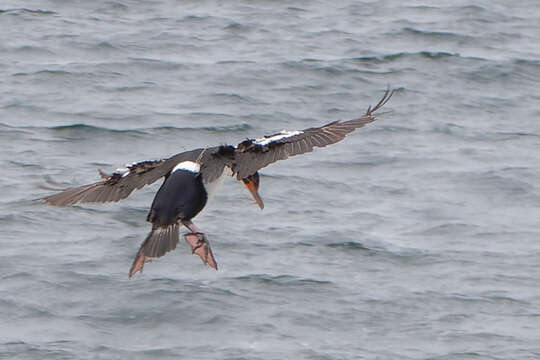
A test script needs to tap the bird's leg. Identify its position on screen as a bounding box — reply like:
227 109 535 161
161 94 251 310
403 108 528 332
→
181 220 218 270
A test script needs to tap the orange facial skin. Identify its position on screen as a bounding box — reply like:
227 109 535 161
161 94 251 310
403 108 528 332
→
242 172 264 210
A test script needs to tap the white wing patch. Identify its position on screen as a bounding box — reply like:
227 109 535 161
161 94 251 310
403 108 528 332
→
253 130 303 146
172 161 200 173
114 167 130 177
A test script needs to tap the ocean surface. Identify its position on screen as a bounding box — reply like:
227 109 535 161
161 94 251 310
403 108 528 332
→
1 1 540 359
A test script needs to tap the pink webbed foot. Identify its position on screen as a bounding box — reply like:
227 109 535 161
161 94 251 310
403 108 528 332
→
184 232 218 270
129 253 152 278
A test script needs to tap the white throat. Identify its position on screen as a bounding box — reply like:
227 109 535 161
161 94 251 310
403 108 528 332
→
172 161 200 173
204 166 232 199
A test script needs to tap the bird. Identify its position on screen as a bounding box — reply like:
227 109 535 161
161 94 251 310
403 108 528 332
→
43 89 394 277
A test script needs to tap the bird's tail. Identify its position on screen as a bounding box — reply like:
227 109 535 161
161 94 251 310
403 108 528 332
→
129 224 180 278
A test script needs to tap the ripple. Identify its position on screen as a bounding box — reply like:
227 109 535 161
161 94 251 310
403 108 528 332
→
352 51 477 64
401 27 473 41
11 45 55 56
34 123 253 136
128 57 185 70
230 274 333 287
0 8 56 15
47 123 145 134
326 241 371 250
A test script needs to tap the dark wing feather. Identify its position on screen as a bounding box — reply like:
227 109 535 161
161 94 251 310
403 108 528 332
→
231 89 394 179
43 148 204 206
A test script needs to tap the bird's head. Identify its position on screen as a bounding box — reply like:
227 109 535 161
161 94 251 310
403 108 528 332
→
242 172 264 209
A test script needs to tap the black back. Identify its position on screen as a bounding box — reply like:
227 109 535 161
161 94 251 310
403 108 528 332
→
147 169 208 226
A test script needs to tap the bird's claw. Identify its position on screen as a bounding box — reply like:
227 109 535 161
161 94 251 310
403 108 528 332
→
187 232 205 253
184 232 218 270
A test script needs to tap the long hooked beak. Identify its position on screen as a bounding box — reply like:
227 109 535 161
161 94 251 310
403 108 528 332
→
242 172 264 210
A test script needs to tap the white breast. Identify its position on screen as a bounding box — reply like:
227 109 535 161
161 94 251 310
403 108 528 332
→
204 166 232 199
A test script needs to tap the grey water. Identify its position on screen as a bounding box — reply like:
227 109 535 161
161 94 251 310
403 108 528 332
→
1 1 540 359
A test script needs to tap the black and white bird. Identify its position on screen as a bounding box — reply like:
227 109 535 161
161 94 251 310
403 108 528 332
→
43 90 394 277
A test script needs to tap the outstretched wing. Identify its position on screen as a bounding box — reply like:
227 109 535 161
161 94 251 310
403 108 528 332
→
43 148 204 206
231 89 394 179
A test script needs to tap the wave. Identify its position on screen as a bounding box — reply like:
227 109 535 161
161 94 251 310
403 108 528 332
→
11 45 55 56
0 122 33 135
43 123 252 134
215 60 257 65
513 58 540 67
401 27 473 41
13 69 71 77
223 21 254 32
281 52 482 77
230 274 333 287
352 51 478 64
326 241 371 250
47 123 145 135
94 41 117 50
324 241 430 265
150 123 253 133
127 57 185 70
0 8 56 15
